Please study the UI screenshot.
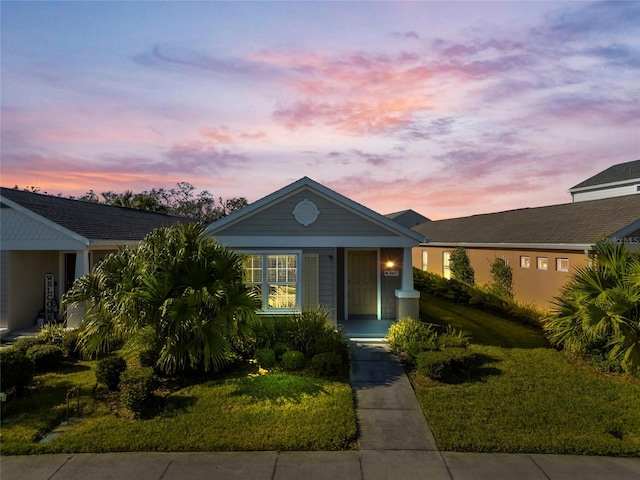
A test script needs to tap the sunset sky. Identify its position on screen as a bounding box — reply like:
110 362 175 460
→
2 1 638 219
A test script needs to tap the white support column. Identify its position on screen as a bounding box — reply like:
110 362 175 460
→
74 249 90 279
67 249 90 329
395 247 420 320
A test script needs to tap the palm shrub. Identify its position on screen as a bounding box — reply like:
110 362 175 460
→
545 240 640 374
62 223 260 375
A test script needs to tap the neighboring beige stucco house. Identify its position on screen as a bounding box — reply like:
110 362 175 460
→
204 177 425 325
0 187 192 336
570 159 640 202
412 194 640 309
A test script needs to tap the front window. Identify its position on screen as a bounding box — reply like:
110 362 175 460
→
243 253 299 312
556 258 569 272
443 252 451 279
422 251 428 271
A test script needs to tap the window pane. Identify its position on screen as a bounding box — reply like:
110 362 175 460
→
268 285 296 308
242 255 262 283
520 256 530 268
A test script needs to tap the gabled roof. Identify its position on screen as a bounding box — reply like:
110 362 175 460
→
0 187 193 243
413 194 640 249
205 177 425 244
570 159 640 191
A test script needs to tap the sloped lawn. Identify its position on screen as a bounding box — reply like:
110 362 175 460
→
0 364 356 455
414 294 640 456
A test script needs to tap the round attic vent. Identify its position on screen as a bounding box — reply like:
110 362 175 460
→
292 199 320 226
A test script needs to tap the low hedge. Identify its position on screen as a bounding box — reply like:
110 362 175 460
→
0 348 36 393
26 344 65 371
416 348 474 382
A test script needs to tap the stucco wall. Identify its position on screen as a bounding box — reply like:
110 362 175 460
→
6 250 60 331
413 246 589 310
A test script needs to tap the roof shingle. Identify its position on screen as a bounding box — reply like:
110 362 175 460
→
1 187 194 241
413 194 640 245
571 159 640 190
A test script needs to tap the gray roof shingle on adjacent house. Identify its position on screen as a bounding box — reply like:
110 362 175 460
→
0 187 194 241
413 194 640 246
570 159 640 190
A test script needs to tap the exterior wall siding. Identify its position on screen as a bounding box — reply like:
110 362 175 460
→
413 246 589 310
218 191 396 238
572 184 638 202
380 248 402 319
302 247 337 321
1 250 9 329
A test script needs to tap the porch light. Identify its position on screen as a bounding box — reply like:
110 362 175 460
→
385 260 395 268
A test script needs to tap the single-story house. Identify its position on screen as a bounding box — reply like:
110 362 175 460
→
204 177 425 325
412 194 640 309
0 187 192 335
570 159 640 202
384 209 430 229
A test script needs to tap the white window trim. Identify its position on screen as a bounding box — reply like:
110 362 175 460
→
241 250 303 314
520 256 530 269
537 256 548 270
556 258 569 272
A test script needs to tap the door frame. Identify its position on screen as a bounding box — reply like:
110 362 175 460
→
344 248 381 320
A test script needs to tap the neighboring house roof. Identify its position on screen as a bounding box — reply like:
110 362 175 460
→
413 194 640 250
0 187 193 244
205 176 426 246
385 209 430 228
570 159 640 191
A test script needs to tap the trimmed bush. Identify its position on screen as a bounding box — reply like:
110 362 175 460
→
120 367 156 418
255 348 277 368
416 348 474 382
96 355 127 390
26 344 65 371
274 343 292 360
281 350 305 371
0 347 35 393
310 352 343 377
386 317 438 360
11 336 43 354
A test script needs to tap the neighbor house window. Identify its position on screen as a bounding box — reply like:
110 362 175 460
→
556 258 569 272
537 257 548 270
520 256 530 268
443 251 451 279
242 253 299 311
422 251 428 271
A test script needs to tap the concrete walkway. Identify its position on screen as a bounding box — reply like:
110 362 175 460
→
2 338 640 479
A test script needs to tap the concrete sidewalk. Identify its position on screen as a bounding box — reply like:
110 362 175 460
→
2 339 639 479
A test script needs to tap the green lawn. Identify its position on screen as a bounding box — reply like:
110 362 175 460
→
0 364 356 455
415 294 640 456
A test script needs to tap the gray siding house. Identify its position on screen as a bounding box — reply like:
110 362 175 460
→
570 159 640 202
0 187 192 335
204 177 425 325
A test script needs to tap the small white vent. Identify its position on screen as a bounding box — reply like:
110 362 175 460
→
292 199 320 226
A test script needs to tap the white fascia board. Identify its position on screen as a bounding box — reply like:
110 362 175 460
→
420 242 595 251
214 235 420 248
0 196 90 246
1 239 88 251
88 240 142 249
204 177 426 243
569 178 640 193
